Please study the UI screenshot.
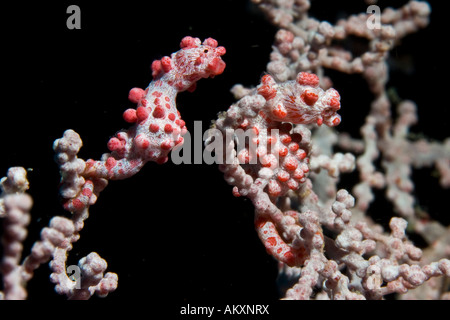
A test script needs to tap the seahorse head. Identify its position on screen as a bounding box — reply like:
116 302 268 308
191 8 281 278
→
257 72 341 127
151 36 226 92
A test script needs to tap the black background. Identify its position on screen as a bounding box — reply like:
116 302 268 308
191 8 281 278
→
0 0 448 306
